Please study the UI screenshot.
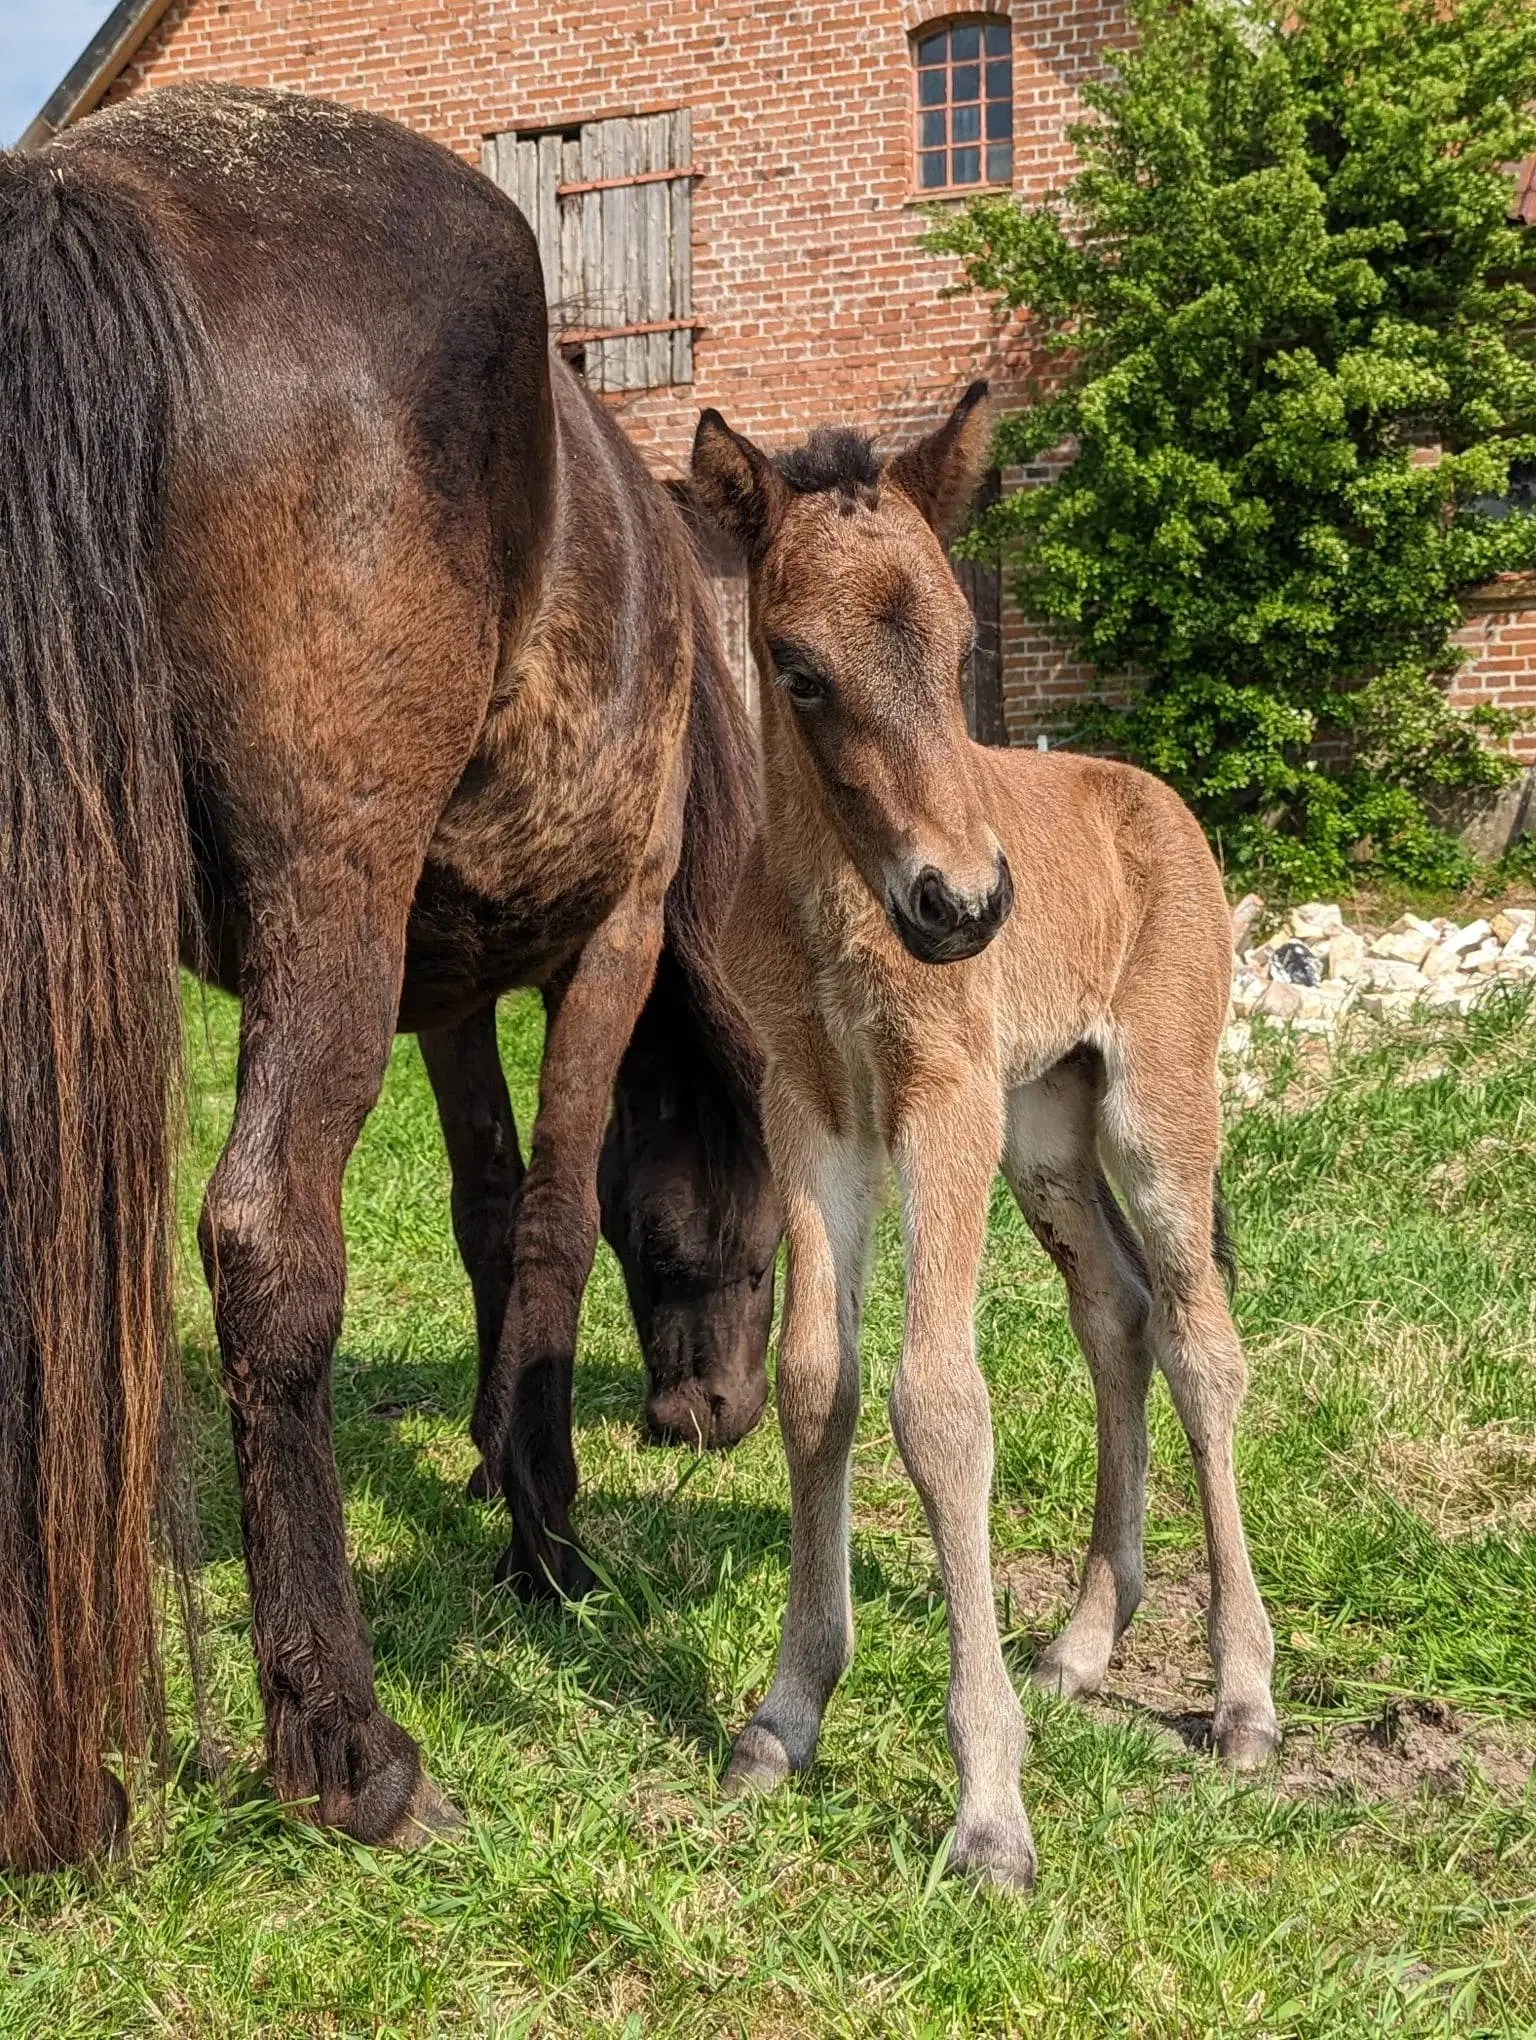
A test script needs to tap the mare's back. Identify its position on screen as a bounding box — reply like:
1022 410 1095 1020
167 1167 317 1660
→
53 85 553 567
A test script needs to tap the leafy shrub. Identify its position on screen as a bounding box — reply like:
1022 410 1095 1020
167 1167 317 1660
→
927 0 1536 892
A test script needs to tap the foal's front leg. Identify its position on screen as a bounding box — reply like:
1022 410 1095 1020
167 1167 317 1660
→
724 1082 880 1793
889 1080 1034 1890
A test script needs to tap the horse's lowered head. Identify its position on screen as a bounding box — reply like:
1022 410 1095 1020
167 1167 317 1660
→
690 382 1012 964
598 953 779 1452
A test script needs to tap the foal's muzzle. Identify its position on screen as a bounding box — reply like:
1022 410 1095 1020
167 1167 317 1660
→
889 853 1013 964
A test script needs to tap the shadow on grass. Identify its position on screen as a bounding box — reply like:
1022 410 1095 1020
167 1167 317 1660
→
171 1336 810 1764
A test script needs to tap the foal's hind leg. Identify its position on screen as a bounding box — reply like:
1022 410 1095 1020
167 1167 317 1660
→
1003 1058 1154 1702
204 878 462 1847
420 1005 524 1500
1101 1021 1279 1770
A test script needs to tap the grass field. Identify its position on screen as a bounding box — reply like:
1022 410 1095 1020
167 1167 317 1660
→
1 984 1534 2037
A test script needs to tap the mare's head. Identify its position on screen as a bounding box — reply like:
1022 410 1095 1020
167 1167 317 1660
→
599 956 778 1451
690 382 1011 963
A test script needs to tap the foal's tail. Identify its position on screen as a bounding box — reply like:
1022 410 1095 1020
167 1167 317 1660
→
0 151 196 1866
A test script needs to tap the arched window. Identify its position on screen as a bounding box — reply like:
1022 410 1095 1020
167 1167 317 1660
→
913 17 1013 193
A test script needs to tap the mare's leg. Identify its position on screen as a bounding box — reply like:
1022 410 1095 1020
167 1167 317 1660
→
724 1081 880 1794
420 1004 524 1500
1101 1021 1278 1769
888 1074 1033 1890
1002 1056 1154 1701
482 807 683 1599
203 877 460 1846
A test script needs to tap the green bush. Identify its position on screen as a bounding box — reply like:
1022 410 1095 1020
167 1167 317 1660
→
927 0 1536 893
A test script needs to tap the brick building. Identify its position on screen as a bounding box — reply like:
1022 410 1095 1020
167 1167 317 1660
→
21 0 1536 806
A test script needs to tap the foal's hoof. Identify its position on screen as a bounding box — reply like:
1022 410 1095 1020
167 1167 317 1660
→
379 1772 466 1851
951 1816 1038 1894
720 1721 794 1799
1215 1708 1281 1773
1030 1638 1107 1704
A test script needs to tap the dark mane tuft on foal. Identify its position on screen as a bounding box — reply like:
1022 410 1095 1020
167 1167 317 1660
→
774 425 882 498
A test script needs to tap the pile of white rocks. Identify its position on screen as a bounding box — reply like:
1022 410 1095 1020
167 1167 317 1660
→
1227 897 1536 1046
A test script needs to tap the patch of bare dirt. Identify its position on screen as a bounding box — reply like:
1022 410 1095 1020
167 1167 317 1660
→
1097 1564 1215 1727
1279 1700 1533 1805
995 1549 1079 1629
1006 1548 1534 1803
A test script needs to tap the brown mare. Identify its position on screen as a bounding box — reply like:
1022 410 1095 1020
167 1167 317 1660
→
0 84 779 1869
692 388 1279 1890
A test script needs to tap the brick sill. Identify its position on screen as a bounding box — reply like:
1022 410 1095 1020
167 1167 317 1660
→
1463 571 1536 615
904 184 1016 209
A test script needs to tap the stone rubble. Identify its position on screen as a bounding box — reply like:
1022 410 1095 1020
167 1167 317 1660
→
1225 896 1536 1061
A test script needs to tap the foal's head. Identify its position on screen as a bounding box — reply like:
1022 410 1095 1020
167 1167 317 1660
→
691 382 1011 964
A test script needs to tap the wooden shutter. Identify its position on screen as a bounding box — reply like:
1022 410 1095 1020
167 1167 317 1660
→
480 112 694 391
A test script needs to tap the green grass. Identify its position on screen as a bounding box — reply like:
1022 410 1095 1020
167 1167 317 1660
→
2 985 1534 2037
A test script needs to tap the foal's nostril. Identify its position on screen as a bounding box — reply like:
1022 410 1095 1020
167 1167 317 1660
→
911 866 960 934
988 853 1014 929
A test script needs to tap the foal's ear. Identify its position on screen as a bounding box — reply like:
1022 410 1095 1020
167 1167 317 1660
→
885 380 992 542
691 410 787 565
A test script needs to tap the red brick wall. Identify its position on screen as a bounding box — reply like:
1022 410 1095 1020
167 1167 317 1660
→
1452 587 1536 763
109 0 1129 476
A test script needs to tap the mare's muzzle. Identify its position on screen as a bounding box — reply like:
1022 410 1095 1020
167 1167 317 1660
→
889 853 1013 964
642 1275 772 1450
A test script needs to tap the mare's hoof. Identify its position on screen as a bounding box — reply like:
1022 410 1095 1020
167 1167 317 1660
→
720 1721 794 1798
1215 1709 1281 1773
466 1459 499 1502
379 1772 465 1851
951 1816 1038 1894
494 1534 597 1604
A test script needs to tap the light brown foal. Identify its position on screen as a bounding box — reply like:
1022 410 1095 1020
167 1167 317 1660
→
691 383 1278 1891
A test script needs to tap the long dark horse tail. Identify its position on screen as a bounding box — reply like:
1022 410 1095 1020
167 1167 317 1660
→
0 150 195 1866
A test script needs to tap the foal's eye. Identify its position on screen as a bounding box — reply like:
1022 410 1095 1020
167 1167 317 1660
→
779 667 827 709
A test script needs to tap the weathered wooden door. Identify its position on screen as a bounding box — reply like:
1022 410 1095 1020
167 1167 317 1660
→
481 113 696 391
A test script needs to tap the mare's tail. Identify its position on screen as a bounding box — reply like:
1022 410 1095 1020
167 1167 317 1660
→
0 148 195 1866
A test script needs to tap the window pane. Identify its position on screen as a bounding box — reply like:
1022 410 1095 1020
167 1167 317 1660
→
920 109 947 147
918 66 946 105
985 99 1012 139
985 59 1011 99
950 23 980 58
920 149 948 188
952 64 980 102
952 102 981 143
952 146 981 183
984 20 1010 54
916 31 947 64
985 142 1012 184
